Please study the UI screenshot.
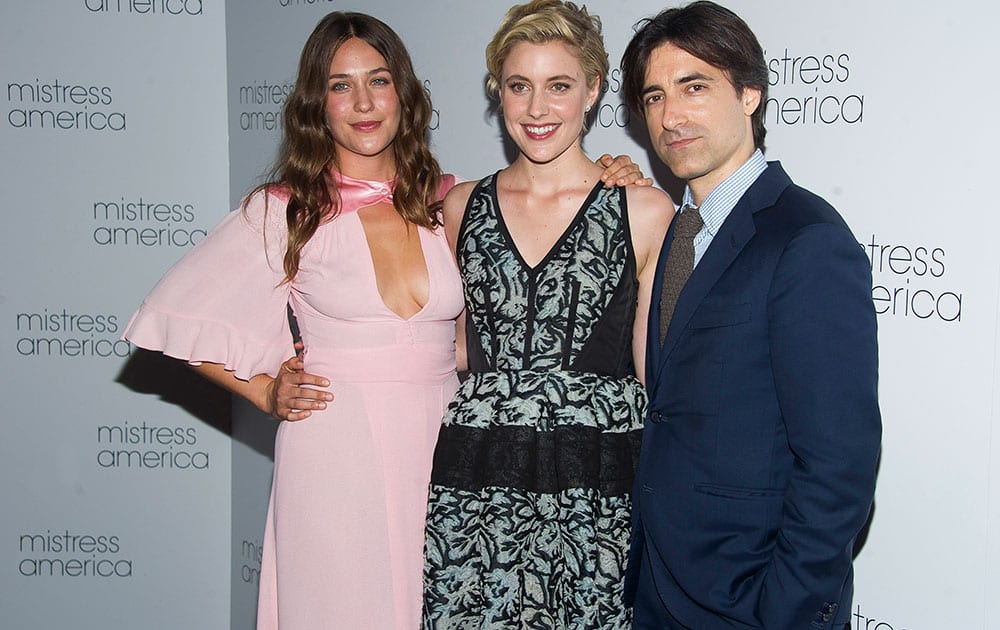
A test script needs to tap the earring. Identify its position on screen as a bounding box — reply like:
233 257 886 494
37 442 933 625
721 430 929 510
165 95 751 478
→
585 104 592 113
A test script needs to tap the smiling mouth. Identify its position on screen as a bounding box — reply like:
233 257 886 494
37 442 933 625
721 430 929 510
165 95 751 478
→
523 124 559 139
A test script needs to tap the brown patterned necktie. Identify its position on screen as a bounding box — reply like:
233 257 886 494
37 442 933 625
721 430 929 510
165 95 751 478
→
658 206 703 343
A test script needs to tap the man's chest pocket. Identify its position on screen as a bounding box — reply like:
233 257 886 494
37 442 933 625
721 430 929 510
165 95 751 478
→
659 302 753 418
687 301 752 329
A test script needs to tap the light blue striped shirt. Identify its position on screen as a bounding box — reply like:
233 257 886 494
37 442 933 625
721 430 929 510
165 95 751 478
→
682 149 768 268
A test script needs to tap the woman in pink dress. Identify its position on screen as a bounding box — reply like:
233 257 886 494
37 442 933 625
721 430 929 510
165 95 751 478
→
125 11 644 629
125 12 463 629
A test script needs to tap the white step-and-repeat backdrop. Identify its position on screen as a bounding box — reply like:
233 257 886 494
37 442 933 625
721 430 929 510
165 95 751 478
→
2 1 997 628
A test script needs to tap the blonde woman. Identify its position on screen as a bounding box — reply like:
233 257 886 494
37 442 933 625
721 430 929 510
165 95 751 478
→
422 1 673 627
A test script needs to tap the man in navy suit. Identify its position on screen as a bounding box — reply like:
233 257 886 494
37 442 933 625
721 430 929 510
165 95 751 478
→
620 3 881 628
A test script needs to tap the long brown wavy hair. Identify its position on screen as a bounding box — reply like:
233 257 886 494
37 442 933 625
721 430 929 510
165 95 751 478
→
248 12 443 283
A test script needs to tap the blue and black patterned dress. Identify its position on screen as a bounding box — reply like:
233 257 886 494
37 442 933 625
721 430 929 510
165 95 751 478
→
422 172 646 629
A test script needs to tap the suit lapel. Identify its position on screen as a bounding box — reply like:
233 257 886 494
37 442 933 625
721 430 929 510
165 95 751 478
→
651 163 793 388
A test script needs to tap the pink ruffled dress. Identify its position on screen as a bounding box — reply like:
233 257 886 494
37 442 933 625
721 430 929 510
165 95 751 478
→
124 173 463 629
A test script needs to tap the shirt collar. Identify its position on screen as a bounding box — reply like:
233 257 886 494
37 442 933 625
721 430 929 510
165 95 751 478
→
680 149 767 236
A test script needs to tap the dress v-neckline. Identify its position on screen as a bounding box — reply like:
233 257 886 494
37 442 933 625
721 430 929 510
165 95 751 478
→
490 174 604 273
354 208 432 322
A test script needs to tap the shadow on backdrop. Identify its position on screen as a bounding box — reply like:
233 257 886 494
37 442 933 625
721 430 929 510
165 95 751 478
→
116 348 276 459
117 349 230 432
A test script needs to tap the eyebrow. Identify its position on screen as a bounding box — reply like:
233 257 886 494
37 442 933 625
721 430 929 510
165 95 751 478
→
505 73 578 83
329 67 391 80
677 72 714 85
641 71 715 96
640 84 662 99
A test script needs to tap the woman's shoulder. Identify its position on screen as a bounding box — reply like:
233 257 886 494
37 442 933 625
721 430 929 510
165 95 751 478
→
624 184 674 222
239 184 291 233
445 177 485 210
243 183 291 211
444 178 479 197
623 182 672 206
623 184 673 264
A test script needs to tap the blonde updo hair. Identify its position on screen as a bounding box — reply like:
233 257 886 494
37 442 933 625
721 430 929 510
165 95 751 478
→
485 0 608 98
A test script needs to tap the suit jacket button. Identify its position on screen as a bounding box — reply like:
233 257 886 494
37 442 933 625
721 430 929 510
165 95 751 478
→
650 412 663 423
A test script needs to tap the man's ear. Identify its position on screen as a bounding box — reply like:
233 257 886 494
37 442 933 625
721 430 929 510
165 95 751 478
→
741 86 762 116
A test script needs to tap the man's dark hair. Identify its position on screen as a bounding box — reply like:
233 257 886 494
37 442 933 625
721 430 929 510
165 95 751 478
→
620 1 769 150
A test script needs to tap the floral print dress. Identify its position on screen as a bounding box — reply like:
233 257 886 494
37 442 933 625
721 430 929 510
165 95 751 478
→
423 172 646 629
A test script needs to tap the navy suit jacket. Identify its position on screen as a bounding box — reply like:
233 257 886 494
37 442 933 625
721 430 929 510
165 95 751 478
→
629 162 881 629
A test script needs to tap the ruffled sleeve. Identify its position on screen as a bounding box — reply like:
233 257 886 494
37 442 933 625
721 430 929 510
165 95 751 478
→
123 189 294 380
